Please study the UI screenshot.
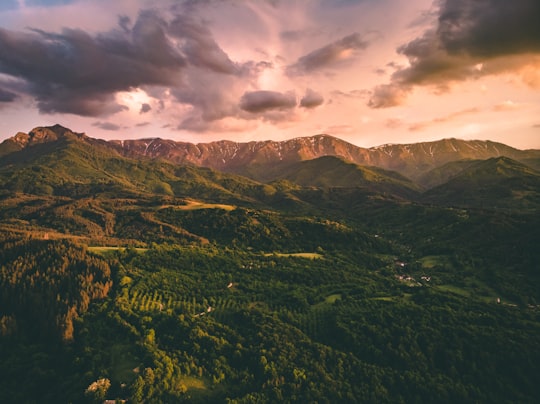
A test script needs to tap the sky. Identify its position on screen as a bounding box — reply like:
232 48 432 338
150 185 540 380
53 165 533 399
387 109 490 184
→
0 0 539 149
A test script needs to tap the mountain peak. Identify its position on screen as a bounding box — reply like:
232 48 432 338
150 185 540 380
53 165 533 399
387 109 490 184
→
9 125 86 148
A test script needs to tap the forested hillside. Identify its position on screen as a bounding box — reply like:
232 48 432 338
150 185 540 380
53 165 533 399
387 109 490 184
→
0 126 539 402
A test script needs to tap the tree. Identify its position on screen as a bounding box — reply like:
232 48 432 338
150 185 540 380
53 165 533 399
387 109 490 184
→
84 378 111 403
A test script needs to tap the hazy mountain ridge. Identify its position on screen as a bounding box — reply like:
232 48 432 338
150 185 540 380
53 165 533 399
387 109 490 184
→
3 125 539 185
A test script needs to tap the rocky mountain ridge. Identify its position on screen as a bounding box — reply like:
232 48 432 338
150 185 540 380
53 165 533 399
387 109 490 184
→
2 124 539 183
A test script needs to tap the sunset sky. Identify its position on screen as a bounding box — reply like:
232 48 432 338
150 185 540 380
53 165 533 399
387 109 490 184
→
0 0 539 149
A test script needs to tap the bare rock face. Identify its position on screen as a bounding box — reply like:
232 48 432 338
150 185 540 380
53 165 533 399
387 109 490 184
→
6 125 85 147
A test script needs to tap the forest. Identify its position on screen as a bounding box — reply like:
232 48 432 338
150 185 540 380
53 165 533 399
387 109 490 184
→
1 206 539 402
0 131 539 402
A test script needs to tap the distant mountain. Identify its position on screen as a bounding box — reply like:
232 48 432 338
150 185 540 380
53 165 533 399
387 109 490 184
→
417 160 480 189
266 155 420 199
365 138 540 181
109 135 540 183
2 125 540 187
423 157 540 209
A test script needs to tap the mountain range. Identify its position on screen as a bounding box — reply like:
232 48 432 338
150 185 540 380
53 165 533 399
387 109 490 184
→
3 124 539 185
1 124 540 210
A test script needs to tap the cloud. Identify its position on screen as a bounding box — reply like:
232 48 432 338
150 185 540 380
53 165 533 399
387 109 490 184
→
300 88 324 108
0 7 266 123
0 88 17 102
437 0 540 57
140 103 152 114
136 122 150 127
288 32 369 74
331 89 369 99
369 0 540 108
178 116 258 134
0 10 185 116
368 84 409 109
168 14 239 75
92 121 121 131
239 90 296 113
280 29 307 41
408 108 480 131
492 101 522 112
280 27 324 42
385 118 403 129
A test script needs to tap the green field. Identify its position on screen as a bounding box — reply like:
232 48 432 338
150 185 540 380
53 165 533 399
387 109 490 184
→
263 252 324 259
324 293 342 303
171 200 236 211
418 255 452 269
88 246 148 254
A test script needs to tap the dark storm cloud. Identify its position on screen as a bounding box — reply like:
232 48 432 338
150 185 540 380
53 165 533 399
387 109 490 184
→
118 15 132 33
437 0 540 57
169 14 239 75
239 90 296 113
0 88 17 102
369 0 540 108
288 32 369 74
0 11 184 116
170 60 274 132
140 103 152 114
0 8 253 119
300 89 324 108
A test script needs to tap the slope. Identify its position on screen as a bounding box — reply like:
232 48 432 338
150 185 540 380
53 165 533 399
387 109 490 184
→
0 125 276 204
422 156 540 209
267 155 420 199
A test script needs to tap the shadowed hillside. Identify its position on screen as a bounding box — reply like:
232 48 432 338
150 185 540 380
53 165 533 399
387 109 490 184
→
423 157 540 209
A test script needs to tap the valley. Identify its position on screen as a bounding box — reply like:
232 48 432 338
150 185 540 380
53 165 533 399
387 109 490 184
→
0 125 539 402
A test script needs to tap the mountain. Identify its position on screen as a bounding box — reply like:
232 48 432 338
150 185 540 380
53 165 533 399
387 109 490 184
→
3 125 539 184
364 138 540 181
266 155 420 199
423 156 540 209
110 135 540 183
417 159 480 189
0 125 278 205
